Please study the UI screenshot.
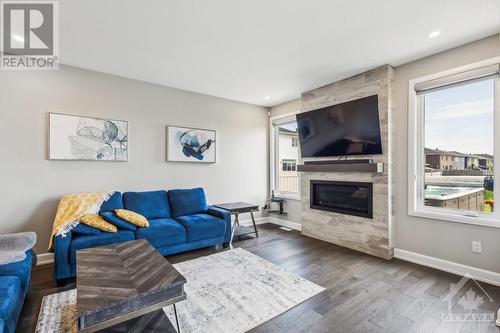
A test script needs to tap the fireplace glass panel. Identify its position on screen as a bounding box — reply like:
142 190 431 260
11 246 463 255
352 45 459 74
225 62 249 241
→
310 181 373 218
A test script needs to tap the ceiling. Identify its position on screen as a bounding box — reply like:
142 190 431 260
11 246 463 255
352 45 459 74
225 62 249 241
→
59 0 500 107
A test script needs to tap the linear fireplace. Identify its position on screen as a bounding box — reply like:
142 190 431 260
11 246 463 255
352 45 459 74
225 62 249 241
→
310 180 373 218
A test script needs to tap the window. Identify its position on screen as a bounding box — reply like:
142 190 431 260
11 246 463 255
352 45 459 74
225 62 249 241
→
409 60 500 227
282 159 297 171
272 117 300 198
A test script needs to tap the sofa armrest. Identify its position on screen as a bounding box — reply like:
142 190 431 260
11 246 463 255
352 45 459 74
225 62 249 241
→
53 233 73 281
207 205 232 243
0 232 36 252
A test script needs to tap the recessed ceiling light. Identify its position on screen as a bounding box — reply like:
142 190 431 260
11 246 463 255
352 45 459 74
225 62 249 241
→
428 31 440 38
264 96 270 100
12 35 24 42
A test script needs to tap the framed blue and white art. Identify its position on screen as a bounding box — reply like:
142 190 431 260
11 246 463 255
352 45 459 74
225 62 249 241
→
167 125 216 163
49 113 128 161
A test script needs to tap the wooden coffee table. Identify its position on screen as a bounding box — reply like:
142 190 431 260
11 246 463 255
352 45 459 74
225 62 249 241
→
76 239 186 332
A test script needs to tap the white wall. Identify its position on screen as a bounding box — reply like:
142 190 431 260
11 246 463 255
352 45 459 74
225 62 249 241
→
270 35 500 273
0 65 269 254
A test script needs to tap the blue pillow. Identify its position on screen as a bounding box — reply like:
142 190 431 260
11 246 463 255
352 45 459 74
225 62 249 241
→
99 192 124 214
100 211 137 231
168 188 208 218
72 223 101 235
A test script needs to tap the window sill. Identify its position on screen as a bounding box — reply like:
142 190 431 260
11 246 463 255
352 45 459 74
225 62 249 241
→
409 208 500 229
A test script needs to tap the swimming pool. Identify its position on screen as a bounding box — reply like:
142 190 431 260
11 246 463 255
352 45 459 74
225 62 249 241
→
425 185 483 200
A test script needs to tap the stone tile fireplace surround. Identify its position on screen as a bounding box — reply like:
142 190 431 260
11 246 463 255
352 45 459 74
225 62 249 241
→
300 65 394 260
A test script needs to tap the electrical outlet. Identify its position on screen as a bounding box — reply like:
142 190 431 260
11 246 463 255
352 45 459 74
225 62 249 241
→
472 241 482 254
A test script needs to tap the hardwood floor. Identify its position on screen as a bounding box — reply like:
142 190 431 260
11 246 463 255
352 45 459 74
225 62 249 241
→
17 223 500 333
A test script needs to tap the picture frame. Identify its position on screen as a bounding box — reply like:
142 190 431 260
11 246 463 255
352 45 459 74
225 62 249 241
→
48 112 128 161
166 125 217 163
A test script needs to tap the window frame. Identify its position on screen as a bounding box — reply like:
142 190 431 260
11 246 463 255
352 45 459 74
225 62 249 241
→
408 57 500 229
270 112 301 200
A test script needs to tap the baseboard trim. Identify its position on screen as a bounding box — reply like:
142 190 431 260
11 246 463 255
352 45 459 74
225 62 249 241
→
266 217 302 231
37 252 54 266
394 248 500 287
238 216 269 226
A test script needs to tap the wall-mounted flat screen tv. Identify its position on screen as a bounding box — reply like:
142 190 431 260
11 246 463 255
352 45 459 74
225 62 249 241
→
296 95 382 158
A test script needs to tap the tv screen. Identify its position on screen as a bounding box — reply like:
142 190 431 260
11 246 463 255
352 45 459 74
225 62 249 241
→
296 95 382 158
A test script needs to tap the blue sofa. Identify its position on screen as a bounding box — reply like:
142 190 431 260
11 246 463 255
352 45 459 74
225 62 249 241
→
0 250 35 333
54 188 231 282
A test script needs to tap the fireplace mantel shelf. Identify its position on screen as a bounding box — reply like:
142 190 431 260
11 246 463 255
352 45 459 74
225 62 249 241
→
297 162 384 173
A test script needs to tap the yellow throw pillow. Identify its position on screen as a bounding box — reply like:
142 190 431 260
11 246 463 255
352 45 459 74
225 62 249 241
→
80 214 117 233
115 209 149 228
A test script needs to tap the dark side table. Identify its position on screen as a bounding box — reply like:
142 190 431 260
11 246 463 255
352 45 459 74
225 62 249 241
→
213 202 259 245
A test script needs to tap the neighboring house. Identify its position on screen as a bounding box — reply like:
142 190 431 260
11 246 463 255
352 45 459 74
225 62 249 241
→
425 148 466 170
426 149 493 171
449 151 467 170
477 154 494 170
465 155 480 170
277 127 299 193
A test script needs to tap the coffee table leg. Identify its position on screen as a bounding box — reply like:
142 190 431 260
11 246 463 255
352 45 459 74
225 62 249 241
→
173 303 181 333
250 211 258 237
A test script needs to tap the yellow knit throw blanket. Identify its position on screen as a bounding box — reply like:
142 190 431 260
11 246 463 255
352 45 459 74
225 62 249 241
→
48 191 114 251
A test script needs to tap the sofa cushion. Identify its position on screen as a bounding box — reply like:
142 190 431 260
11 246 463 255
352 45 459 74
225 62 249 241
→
70 231 135 264
134 219 186 248
99 192 124 214
100 211 137 231
175 214 226 242
168 188 208 218
72 223 101 235
123 191 171 219
0 276 21 319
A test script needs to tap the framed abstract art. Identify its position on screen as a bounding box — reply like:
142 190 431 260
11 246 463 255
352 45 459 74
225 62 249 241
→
49 113 128 161
167 125 216 163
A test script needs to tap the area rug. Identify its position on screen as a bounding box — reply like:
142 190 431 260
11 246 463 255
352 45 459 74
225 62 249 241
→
36 248 324 333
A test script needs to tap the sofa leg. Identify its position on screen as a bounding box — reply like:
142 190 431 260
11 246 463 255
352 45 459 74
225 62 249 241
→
223 242 230 249
56 279 67 288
